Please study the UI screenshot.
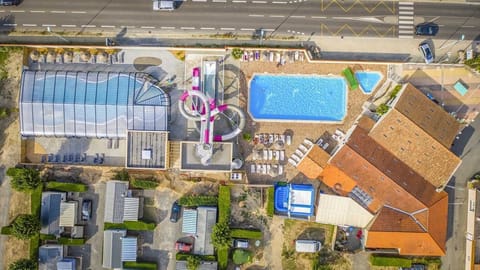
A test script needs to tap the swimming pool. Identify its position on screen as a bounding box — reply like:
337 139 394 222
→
249 74 347 122
355 71 383 94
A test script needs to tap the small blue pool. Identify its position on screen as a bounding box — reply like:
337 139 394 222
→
355 71 383 94
249 74 347 122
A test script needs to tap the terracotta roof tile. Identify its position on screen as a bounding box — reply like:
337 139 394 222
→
356 115 376 131
394 84 461 148
297 145 330 179
369 207 424 233
426 195 448 252
320 165 357 195
366 231 445 256
369 109 461 188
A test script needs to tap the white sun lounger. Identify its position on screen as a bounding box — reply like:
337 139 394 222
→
274 150 280 160
299 144 309 153
269 52 274 62
263 149 268 160
295 149 304 157
322 143 329 150
257 164 262 173
266 164 271 174
303 139 314 147
269 134 274 144
262 164 267 174
288 158 297 167
250 164 256 173
278 164 284 175
279 150 285 161
291 153 301 162
274 134 279 142
286 135 292 145
268 149 273 160
279 134 285 143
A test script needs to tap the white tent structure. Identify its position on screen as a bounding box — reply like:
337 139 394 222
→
316 193 374 228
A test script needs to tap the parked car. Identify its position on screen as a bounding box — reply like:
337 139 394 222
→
415 24 439 36
81 199 92 221
234 239 249 248
0 0 19 6
153 0 175 11
175 241 193 252
419 43 434 64
170 201 181 223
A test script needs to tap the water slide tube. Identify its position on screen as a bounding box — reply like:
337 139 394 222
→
213 104 246 142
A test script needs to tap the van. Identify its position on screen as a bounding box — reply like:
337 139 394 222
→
0 0 19 5
234 239 249 249
153 0 175 11
295 240 321 253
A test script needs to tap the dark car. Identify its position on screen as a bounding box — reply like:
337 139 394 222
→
170 201 181 223
175 241 193 252
81 199 92 221
415 24 439 36
0 0 19 6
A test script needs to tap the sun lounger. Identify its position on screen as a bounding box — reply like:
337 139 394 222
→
274 150 280 160
266 164 271 175
294 51 299 61
278 165 284 175
279 134 285 143
255 51 260 61
279 150 285 161
291 153 301 163
249 52 254 61
263 149 268 160
269 51 274 62
257 164 262 173
288 158 297 166
261 164 267 174
269 134 274 144
299 144 309 153
251 164 256 173
243 52 249 62
303 139 314 147
268 149 273 160
295 149 304 157
316 138 323 146
276 52 281 63
286 135 292 145
322 143 329 150
274 134 279 142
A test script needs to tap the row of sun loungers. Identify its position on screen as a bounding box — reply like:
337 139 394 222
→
250 163 284 175
241 50 305 63
288 139 314 167
253 149 285 161
254 133 291 146
42 153 87 163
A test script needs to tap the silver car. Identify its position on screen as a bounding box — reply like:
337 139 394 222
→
419 43 434 64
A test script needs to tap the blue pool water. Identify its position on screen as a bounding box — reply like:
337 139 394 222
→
249 75 347 122
355 71 383 94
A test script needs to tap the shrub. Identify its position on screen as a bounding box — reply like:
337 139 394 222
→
175 254 216 261
390 84 402 98
218 186 231 223
11 214 40 240
7 168 42 192
58 237 85 245
123 261 158 270
232 249 252 265
376 103 389 115
211 221 232 249
131 178 159 190
242 132 252 141
0 108 10 119
178 195 218 207
231 228 262 239
217 247 228 270
266 187 274 217
29 233 39 260
113 169 130 181
1 226 12 235
39 234 56 240
187 255 201 270
231 48 243 60
46 182 87 192
370 255 412 267
8 258 37 270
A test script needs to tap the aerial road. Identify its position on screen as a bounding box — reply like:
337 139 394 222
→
0 0 478 41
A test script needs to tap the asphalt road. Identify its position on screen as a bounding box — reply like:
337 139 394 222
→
0 0 478 40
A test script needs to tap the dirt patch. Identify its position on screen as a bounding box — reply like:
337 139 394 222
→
230 186 268 228
8 190 30 223
133 57 162 71
3 237 29 268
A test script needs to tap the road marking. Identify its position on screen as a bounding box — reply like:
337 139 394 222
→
270 15 285 18
221 27 235 30
264 28 275 31
398 20 414 24
399 35 414 39
213 0 227 2
71 11 87 14
181 27 195 30
81 25 96 28
201 27 215 30
249 14 264 17
192 0 207 2
399 11 414 15
399 6 414 10
30 10 45 13
399 30 412 34
252 0 267 3
399 16 413 20
232 0 247 3
4 23 16 26
240 28 255 31
398 25 412 29
161 26 175 29
62 24 77 27
272 1 287 3
140 26 155 29
23 24 37 27
120 25 136 28
311 16 326 19
399 1 414 5
42 24 56 27
291 15 305 18
461 25 475 28
51 10 66 13
101 25 115 28
10 10 25 13
0 11 4 13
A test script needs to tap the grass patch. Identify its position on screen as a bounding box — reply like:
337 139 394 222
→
131 178 159 190
266 187 274 217
370 255 412 267
29 234 39 261
46 182 87 192
39 234 56 240
175 253 217 261
58 237 85 245
217 247 229 270
1 225 12 235
231 228 262 239
123 261 158 270
218 186 231 223
232 249 252 265
104 220 156 231
30 186 43 217
178 195 218 207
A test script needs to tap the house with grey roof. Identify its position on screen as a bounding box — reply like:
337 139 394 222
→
40 192 67 236
39 245 77 270
104 180 140 223
102 229 137 269
194 207 217 256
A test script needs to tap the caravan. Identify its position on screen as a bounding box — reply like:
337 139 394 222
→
295 240 321 253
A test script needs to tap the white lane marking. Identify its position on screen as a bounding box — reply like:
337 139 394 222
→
4 23 16 26
192 0 207 2
42 24 56 27
221 27 235 30
249 14 264 17
120 25 136 28
252 0 267 3
23 24 37 27
101 25 115 28
399 35 414 39
213 0 226 2
270 15 285 18
399 6 414 10
399 25 412 29
399 11 414 15
399 1 414 5
71 11 87 14
272 1 287 3
161 26 175 29
81 25 96 28
0 11 4 13
181 26 195 30
232 0 247 3
398 20 414 24
264 28 275 31
140 26 155 29
461 25 475 28
291 15 305 18
51 10 66 13
399 30 412 34
10 10 25 13
30 10 45 13
399 16 414 20
240 28 255 31
311 16 326 19
201 27 215 30
62 24 77 27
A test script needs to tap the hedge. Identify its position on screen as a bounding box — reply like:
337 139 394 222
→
30 186 43 217
218 186 231 223
104 220 156 231
266 187 274 217
131 179 159 190
370 255 412 267
217 247 229 270
58 237 85 245
29 234 39 260
231 228 262 240
39 234 56 240
178 195 218 207
175 253 216 262
1 226 12 235
123 261 158 270
46 182 87 192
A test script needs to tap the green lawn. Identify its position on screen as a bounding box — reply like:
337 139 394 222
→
231 228 262 240
131 179 159 190
104 220 156 231
218 186 231 223
58 237 85 245
178 195 218 207
30 186 43 217
266 187 274 217
46 182 87 192
370 255 412 267
29 234 40 261
217 248 229 270
175 253 216 261
123 261 158 270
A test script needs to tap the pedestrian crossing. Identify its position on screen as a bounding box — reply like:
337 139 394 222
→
398 2 414 39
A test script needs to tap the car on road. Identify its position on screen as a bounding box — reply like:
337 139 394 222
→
415 24 439 36
234 239 249 248
153 0 175 11
170 201 181 223
419 43 434 64
0 0 19 5
175 241 193 252
81 199 92 221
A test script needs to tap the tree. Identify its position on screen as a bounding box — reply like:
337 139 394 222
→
376 103 389 115
8 258 37 270
11 214 40 240
231 48 243 60
211 221 232 249
232 249 252 265
186 255 201 270
7 168 42 192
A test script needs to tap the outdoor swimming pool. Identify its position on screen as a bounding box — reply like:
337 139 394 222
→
249 74 347 122
355 71 383 94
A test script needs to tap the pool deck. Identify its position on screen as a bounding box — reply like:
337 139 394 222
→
239 59 387 184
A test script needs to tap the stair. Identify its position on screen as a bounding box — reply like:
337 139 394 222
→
168 141 182 169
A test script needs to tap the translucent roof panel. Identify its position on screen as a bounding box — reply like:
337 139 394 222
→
20 70 170 138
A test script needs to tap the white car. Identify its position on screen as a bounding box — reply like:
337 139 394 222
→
419 43 434 64
153 0 175 11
